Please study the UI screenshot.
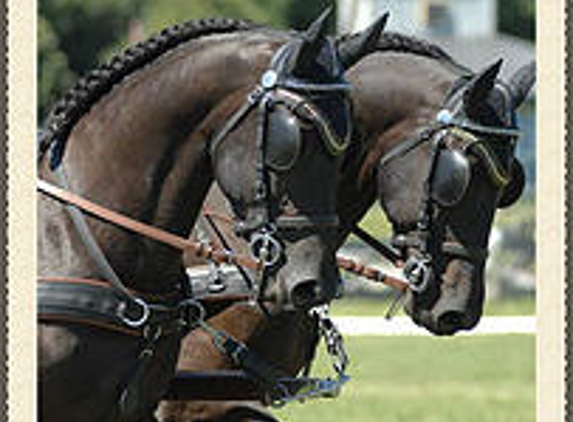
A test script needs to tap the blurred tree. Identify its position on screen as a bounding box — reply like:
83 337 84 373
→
38 0 149 118
140 0 285 34
140 0 337 38
38 15 74 120
492 192 535 273
40 0 148 75
498 0 535 41
282 0 336 32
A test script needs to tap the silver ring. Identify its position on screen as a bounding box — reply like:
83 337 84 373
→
249 231 282 267
117 297 150 328
181 299 206 326
404 258 432 293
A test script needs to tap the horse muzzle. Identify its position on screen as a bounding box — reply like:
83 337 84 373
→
268 233 340 311
404 258 485 336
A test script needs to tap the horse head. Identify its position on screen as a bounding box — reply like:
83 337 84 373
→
209 10 383 310
376 60 535 334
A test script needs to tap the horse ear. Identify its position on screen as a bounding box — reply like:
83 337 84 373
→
507 61 535 109
463 59 503 111
337 13 390 69
291 8 332 73
303 7 332 42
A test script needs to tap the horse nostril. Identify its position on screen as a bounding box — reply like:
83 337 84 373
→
436 311 465 335
290 280 320 309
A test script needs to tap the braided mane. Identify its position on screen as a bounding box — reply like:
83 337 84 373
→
40 21 474 165
40 17 261 161
336 31 473 76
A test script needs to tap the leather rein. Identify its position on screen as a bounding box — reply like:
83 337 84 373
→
38 179 409 292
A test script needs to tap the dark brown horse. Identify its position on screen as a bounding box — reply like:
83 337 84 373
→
38 14 358 422
157 25 535 422
349 53 533 334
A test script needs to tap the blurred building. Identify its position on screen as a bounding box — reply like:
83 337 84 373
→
337 0 536 189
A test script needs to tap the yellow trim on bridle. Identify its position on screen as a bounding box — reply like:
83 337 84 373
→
449 126 511 187
471 143 511 187
278 88 351 156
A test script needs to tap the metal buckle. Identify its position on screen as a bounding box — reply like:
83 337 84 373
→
207 262 227 293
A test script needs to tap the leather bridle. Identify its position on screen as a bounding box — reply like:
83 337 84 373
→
208 44 352 273
376 82 522 293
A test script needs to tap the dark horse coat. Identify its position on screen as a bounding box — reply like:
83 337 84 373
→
157 22 535 422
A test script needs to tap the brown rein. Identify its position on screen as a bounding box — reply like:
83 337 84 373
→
39 179 261 271
203 208 409 292
38 179 409 292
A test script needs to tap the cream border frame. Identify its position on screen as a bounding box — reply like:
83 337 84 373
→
6 0 566 421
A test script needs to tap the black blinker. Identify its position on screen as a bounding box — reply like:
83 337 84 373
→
429 147 471 207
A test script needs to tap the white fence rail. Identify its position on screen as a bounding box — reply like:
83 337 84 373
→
332 316 535 336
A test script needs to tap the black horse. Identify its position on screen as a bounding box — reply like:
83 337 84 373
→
157 23 535 422
344 48 533 334
38 13 357 422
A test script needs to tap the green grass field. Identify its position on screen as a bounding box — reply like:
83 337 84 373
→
272 205 535 421
274 335 535 422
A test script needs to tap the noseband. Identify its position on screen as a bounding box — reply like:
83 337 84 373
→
209 43 352 269
379 88 522 292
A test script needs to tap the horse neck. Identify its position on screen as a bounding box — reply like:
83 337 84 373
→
334 52 458 246
38 32 281 293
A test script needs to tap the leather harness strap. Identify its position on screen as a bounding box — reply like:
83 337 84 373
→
38 179 262 272
38 277 189 336
201 208 410 292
